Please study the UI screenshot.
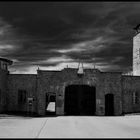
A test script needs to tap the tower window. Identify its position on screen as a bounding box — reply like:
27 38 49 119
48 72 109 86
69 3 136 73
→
133 91 139 104
3 63 7 70
135 48 140 59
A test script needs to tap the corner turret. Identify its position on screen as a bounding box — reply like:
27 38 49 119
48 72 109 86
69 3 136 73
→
0 57 13 71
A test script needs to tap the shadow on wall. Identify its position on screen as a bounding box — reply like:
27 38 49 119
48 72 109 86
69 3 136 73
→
0 111 58 118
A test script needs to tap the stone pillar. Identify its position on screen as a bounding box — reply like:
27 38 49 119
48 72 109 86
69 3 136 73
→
95 77 105 116
37 77 46 116
114 94 123 116
56 84 65 115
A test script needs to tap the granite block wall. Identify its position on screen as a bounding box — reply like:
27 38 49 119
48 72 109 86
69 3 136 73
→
7 74 37 113
122 75 140 114
0 69 9 113
37 68 122 116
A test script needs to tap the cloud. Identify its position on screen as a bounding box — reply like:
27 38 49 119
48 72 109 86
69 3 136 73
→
42 55 73 63
53 36 112 54
0 2 139 73
0 44 16 55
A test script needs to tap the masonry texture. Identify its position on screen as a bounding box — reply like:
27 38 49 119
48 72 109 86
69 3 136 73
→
0 59 140 116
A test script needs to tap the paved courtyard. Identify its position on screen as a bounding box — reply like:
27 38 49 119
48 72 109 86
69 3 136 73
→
0 114 140 138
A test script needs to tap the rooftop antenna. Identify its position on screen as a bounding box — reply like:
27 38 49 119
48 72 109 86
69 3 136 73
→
77 59 80 69
37 66 40 71
92 58 96 69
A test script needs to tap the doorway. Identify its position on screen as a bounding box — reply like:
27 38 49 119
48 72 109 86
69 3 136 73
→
105 93 114 116
46 93 56 115
64 85 96 115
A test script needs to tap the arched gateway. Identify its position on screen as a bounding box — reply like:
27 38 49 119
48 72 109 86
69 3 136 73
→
64 85 96 115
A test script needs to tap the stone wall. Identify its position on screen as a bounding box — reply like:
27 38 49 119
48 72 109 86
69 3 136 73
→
37 70 62 115
0 69 9 113
100 72 122 116
122 75 140 114
7 74 37 113
37 68 122 116
61 68 101 116
4 67 140 116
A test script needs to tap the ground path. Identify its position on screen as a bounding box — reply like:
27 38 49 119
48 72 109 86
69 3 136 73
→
0 114 140 138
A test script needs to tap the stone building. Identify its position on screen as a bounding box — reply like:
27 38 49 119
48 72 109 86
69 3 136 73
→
0 32 140 116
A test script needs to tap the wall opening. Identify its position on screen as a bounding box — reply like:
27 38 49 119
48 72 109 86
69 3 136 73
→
133 91 139 105
18 89 27 112
46 92 56 115
105 93 114 116
64 85 96 116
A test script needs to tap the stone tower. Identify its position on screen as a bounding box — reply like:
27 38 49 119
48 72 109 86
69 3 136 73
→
133 25 140 75
0 57 13 113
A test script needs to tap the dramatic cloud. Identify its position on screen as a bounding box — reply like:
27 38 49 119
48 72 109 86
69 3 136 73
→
0 2 138 73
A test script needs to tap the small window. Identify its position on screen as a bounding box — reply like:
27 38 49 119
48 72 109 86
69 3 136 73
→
136 49 140 59
3 63 7 70
18 89 27 104
133 91 139 104
0 62 8 70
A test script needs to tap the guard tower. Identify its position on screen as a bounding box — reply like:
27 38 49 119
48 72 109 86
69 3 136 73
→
133 24 140 75
0 57 13 71
0 57 13 113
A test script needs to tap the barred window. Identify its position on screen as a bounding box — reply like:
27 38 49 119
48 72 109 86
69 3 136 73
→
133 91 139 104
18 89 27 104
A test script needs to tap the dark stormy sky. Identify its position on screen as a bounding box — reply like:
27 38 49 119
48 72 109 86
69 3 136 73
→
0 2 139 74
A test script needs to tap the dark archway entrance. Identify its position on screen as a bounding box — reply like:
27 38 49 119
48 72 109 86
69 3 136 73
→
64 85 96 115
46 93 56 115
105 93 114 116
